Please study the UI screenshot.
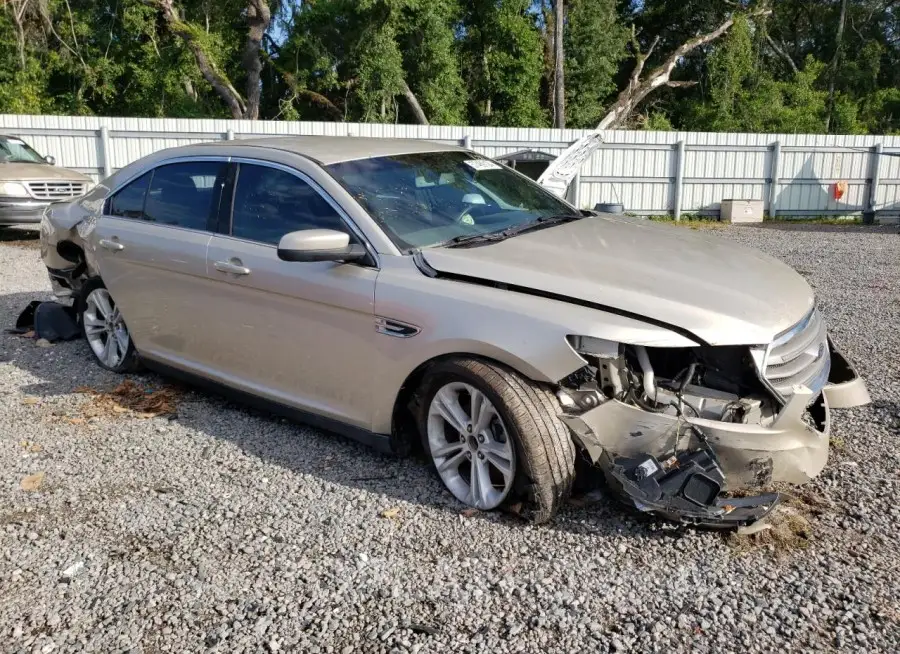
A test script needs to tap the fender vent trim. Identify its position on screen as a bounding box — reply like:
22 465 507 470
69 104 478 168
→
375 317 420 338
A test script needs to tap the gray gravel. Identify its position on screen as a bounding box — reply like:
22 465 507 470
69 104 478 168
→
1 223 899 654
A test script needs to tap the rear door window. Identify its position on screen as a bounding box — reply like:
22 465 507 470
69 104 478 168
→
143 162 226 230
230 164 351 246
107 172 151 219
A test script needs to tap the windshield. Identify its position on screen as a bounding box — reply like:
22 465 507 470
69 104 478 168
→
327 151 580 250
0 136 46 164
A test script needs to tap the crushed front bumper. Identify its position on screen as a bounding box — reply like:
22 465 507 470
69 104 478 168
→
562 341 869 493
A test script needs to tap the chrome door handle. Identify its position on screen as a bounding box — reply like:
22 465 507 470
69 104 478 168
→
214 260 251 276
99 238 124 252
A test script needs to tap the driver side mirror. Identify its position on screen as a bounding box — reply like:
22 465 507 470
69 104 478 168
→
44 155 56 166
277 229 367 263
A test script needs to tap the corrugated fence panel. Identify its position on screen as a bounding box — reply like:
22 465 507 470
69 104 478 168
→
2 114 900 216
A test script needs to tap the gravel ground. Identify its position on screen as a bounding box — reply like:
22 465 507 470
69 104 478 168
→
1 223 899 654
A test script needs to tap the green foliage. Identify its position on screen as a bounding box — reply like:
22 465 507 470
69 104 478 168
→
460 0 546 126
564 0 629 128
0 0 897 134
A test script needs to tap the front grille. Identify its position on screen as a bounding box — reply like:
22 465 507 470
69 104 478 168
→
25 180 87 200
758 309 831 401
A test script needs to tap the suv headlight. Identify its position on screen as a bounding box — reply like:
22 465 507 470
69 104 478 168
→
0 181 30 198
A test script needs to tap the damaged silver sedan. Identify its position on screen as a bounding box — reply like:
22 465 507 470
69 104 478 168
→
39 136 869 526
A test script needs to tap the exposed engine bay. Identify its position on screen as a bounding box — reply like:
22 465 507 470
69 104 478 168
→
556 339 829 528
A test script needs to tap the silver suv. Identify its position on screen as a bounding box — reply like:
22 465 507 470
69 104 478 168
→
0 135 93 227
39 136 870 524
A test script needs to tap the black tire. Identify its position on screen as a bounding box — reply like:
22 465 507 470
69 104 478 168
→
78 279 142 374
418 357 576 524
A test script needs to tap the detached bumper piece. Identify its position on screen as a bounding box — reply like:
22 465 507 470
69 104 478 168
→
599 447 780 528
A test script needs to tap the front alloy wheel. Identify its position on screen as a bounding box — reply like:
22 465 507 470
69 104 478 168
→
427 382 516 510
81 284 139 373
419 358 576 523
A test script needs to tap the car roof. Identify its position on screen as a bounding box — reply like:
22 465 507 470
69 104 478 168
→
192 135 466 165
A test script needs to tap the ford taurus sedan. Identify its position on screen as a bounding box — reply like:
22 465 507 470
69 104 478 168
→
39 136 870 525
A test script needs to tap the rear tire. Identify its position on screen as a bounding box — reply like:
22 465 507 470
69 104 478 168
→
79 279 141 374
419 358 575 523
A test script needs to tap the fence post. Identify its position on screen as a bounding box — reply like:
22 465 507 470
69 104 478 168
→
673 140 686 220
865 142 882 224
226 128 235 141
99 126 112 179
769 140 781 218
462 134 472 149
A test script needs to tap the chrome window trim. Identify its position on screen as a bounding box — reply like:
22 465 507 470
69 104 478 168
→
226 157 380 268
105 155 233 197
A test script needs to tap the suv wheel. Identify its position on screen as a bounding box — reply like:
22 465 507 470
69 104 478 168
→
80 280 140 373
419 358 575 523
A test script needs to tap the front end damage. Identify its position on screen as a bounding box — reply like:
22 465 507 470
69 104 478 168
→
558 311 869 528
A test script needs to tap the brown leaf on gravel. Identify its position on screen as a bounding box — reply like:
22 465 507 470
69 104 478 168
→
77 380 181 420
20 472 45 491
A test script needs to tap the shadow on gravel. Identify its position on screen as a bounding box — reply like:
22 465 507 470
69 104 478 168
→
2 289 653 539
0 225 40 247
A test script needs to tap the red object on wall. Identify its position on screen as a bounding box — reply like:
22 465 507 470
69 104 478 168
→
833 181 847 200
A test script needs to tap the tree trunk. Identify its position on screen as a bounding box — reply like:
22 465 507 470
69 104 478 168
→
147 0 246 119
401 80 429 125
825 0 848 133
553 0 565 129
242 0 272 121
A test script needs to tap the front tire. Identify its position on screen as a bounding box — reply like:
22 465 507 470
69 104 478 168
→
419 358 575 523
79 280 140 373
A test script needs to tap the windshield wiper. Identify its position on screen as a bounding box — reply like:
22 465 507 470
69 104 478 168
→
442 213 582 249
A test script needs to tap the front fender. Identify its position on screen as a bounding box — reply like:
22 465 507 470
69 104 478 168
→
369 261 698 434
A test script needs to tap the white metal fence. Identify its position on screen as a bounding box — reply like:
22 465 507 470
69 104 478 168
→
2 114 899 218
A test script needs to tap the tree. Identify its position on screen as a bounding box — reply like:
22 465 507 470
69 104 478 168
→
552 0 565 128
564 0 628 128
460 0 546 127
145 0 273 119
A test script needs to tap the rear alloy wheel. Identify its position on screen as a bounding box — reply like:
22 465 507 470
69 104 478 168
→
81 283 140 373
420 358 575 523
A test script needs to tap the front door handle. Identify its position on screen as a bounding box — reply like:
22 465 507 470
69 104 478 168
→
99 238 124 252
214 259 251 276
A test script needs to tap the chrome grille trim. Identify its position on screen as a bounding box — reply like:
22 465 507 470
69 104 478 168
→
753 308 831 402
24 180 87 200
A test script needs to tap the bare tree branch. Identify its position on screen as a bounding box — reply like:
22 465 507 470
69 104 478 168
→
400 80 428 125
765 33 799 74
596 7 772 130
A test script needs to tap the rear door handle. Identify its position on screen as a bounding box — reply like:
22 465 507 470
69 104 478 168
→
214 259 251 276
99 238 124 252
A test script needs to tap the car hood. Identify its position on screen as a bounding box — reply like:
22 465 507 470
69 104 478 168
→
421 215 815 346
0 162 92 182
